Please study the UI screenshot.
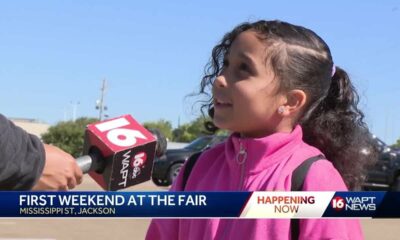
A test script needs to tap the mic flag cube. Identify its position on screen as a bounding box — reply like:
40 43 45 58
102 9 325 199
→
82 115 157 191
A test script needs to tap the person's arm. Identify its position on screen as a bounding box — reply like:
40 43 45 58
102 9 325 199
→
0 114 83 190
0 114 46 190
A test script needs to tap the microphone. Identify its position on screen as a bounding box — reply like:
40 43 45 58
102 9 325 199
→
75 115 159 191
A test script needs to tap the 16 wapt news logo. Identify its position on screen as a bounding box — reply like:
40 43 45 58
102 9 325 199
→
331 196 376 212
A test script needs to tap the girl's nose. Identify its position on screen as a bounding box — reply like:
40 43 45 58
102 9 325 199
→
214 74 228 88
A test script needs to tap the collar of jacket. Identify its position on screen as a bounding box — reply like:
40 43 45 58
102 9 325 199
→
225 125 303 174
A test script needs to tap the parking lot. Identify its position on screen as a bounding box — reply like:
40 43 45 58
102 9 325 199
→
0 175 399 240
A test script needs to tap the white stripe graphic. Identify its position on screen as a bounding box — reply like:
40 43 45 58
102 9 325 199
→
240 191 335 218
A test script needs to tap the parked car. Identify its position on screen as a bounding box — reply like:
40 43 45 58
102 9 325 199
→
153 132 400 190
363 136 400 191
151 135 227 186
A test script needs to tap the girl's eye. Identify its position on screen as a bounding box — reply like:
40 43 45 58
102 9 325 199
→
239 63 250 73
222 59 229 67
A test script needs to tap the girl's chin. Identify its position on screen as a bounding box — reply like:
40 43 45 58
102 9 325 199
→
212 119 225 128
213 119 233 131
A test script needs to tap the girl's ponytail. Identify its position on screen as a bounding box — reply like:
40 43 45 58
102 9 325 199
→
301 66 378 190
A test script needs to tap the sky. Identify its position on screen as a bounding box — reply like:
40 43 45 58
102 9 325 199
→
0 0 399 144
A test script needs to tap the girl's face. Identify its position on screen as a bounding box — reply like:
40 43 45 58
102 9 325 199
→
212 31 284 137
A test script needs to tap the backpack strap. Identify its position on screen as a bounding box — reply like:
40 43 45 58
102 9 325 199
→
181 151 202 190
291 154 325 191
290 154 325 240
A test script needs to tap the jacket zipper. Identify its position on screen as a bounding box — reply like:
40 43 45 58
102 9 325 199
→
221 138 248 240
236 139 247 190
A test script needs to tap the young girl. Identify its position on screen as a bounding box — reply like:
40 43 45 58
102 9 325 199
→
146 20 377 240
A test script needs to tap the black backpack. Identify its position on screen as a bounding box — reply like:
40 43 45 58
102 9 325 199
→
180 152 325 240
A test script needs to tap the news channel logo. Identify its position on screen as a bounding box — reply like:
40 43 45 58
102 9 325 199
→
331 196 376 212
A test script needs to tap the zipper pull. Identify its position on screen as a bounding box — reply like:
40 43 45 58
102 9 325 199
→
236 140 247 165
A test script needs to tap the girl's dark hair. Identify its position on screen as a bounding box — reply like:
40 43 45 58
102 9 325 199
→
198 20 378 190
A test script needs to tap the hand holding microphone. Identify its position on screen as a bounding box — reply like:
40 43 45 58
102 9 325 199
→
32 144 83 191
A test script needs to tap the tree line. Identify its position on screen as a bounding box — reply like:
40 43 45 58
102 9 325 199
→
41 116 221 157
41 116 400 158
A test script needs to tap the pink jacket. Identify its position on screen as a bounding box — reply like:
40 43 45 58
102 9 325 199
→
146 125 363 240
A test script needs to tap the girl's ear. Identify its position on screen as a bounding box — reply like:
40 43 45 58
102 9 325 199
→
279 89 307 117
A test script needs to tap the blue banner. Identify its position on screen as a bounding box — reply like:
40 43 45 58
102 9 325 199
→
1 191 400 218
1 192 251 217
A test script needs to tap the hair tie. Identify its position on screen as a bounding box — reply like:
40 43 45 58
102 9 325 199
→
331 64 336 77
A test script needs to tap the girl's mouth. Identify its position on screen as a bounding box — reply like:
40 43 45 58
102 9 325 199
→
214 98 233 108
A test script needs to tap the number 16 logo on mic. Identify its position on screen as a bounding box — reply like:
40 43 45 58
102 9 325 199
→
94 116 151 150
83 115 157 191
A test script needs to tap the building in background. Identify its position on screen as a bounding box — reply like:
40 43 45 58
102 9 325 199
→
10 118 50 139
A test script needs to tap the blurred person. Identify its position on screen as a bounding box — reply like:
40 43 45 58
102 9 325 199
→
0 114 83 190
